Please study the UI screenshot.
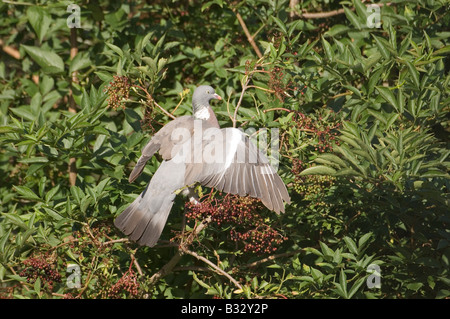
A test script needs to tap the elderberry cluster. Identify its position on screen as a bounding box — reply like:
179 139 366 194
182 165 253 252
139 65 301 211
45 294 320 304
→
20 253 62 290
108 269 139 299
104 75 131 110
292 111 341 153
185 194 287 255
291 159 336 203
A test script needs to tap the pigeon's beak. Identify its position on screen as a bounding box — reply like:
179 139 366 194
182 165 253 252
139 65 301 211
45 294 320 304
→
213 93 222 100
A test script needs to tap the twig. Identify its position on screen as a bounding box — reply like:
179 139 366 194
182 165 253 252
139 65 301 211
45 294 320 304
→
131 253 143 276
68 27 78 187
293 1 392 19
232 74 252 128
76 255 97 298
147 216 212 288
134 85 176 120
181 247 243 291
0 39 20 59
233 9 263 58
102 238 129 245
263 107 292 113
244 249 304 268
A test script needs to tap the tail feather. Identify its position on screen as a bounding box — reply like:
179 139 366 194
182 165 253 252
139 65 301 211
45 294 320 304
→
114 160 185 247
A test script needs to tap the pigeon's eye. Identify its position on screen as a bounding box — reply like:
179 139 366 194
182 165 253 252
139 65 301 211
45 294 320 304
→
207 90 210 94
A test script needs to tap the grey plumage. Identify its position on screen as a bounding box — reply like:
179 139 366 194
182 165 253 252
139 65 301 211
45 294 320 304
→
114 85 290 247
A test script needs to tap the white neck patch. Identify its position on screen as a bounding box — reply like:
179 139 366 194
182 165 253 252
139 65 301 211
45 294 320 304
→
195 107 210 120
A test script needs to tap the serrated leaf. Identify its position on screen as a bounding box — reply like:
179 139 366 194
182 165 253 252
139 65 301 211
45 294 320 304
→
319 241 334 257
344 6 362 30
272 16 287 34
70 52 91 73
432 45 450 56
321 36 333 60
2 213 29 230
34 277 41 295
105 42 123 58
0 125 22 133
334 269 348 298
299 165 336 176
343 237 359 255
376 86 399 111
22 45 64 74
317 153 348 168
358 233 373 249
43 207 64 221
405 61 420 89
27 6 51 43
45 185 60 203
13 185 41 201
18 157 49 164
372 35 391 59
348 277 366 298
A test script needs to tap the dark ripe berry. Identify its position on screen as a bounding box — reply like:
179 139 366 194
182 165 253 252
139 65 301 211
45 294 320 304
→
184 193 287 255
20 252 62 291
108 268 139 299
291 111 341 154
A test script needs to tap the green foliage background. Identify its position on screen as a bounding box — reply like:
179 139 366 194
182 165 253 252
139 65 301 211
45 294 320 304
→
0 0 449 299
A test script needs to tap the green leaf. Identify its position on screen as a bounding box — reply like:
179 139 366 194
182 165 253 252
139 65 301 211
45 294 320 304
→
70 52 92 73
321 36 333 60
319 241 334 257
45 185 60 203
299 165 336 176
348 277 366 298
343 237 358 255
376 86 399 111
21 45 64 74
406 282 423 291
105 42 124 58
344 6 362 30
372 35 391 59
18 157 49 164
432 45 450 56
34 277 41 295
43 207 64 221
333 269 348 298
1 213 29 230
13 185 41 201
272 16 287 34
358 233 373 249
353 0 368 21
26 6 51 43
0 125 22 133
405 61 420 89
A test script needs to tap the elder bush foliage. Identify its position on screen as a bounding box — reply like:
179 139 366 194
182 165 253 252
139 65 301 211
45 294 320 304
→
0 0 449 299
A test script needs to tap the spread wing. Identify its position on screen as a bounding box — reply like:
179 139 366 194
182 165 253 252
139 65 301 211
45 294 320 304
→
128 116 194 183
184 127 290 213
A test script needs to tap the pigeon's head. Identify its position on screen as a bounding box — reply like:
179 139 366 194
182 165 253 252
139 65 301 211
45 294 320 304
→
192 85 222 117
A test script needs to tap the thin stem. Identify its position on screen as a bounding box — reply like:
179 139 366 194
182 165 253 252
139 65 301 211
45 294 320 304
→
133 85 176 120
233 9 263 58
147 216 212 290
181 247 243 291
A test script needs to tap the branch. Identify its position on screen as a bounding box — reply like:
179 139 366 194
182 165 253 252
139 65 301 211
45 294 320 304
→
134 85 176 120
68 28 78 187
181 247 243 291
232 73 253 128
293 1 392 19
244 249 304 268
147 216 212 288
0 39 20 59
233 9 263 58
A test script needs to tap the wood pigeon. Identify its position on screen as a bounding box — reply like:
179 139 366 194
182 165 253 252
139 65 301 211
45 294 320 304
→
114 85 290 247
